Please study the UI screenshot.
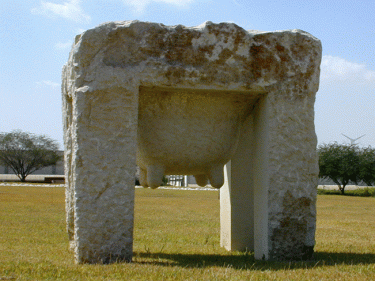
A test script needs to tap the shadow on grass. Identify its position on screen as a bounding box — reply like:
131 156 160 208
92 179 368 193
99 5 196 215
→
133 251 375 270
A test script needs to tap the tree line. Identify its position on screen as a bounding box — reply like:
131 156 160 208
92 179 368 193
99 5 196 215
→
1 131 374 195
0 131 61 182
318 143 375 194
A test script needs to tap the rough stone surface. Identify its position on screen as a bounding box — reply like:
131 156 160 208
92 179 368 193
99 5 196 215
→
62 20 322 263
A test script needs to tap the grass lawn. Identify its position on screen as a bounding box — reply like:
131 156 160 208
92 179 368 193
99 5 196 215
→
1 185 374 280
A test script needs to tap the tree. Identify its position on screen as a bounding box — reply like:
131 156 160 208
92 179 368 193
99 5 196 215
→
0 130 61 182
358 146 375 187
318 143 360 195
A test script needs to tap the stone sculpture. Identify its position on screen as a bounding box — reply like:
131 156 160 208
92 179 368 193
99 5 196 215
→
62 20 322 263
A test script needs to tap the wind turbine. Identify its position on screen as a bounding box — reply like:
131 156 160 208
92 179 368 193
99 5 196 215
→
341 134 366 145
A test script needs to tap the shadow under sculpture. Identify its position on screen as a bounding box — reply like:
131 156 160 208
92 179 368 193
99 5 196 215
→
62 21 322 264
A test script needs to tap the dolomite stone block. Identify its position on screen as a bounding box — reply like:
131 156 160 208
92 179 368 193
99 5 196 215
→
62 20 322 263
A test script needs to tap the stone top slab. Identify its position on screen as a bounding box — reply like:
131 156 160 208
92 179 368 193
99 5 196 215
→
64 20 321 95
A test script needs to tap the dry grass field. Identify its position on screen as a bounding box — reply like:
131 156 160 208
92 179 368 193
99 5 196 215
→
1 185 374 280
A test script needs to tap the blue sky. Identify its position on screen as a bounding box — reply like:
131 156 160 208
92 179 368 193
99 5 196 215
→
1 0 374 148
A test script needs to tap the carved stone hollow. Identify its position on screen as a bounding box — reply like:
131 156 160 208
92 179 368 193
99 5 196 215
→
62 21 321 263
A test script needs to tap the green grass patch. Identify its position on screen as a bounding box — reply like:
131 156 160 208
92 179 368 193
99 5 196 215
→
1 186 375 280
318 187 375 197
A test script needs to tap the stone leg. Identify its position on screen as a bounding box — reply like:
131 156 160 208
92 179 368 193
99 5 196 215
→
62 87 75 249
64 86 138 263
220 112 255 252
220 94 318 260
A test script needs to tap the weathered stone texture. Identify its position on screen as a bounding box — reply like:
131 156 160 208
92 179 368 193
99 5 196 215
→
62 20 321 263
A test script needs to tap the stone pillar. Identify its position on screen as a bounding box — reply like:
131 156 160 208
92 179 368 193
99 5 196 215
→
220 110 255 252
63 86 138 263
220 90 318 260
264 85 319 260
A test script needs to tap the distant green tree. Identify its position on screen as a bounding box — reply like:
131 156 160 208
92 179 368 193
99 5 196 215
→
318 143 360 195
358 146 375 187
0 130 61 182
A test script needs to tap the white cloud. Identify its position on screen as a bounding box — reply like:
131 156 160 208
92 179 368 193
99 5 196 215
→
36 81 60 88
231 0 241 6
124 0 195 13
55 41 72 50
31 0 91 24
321 55 375 83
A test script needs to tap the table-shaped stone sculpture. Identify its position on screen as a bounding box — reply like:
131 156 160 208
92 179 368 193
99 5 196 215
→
62 21 322 263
